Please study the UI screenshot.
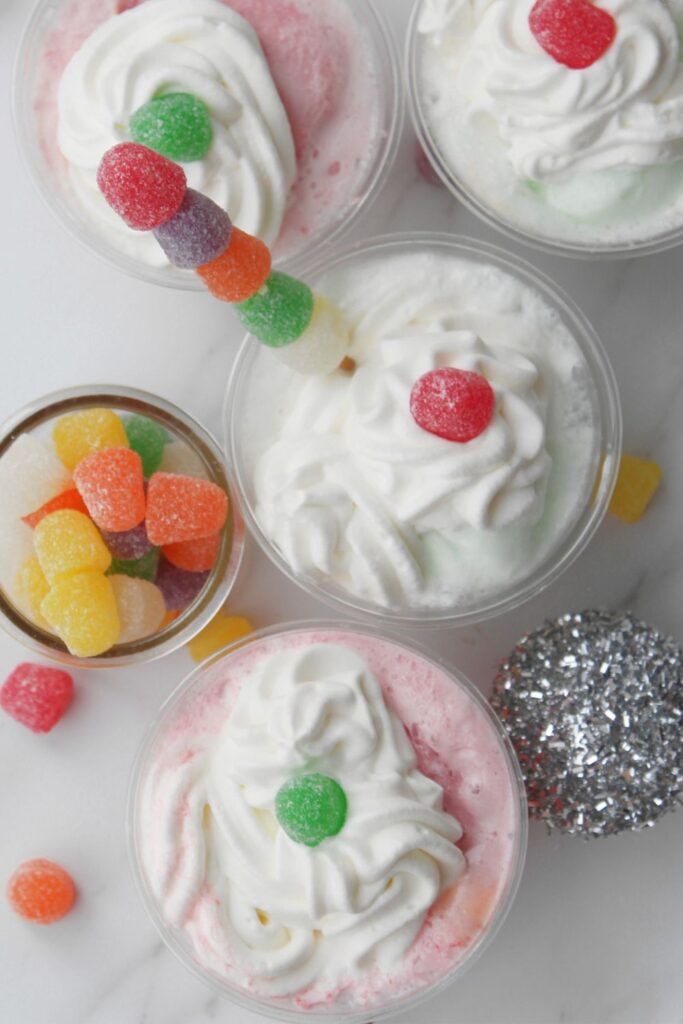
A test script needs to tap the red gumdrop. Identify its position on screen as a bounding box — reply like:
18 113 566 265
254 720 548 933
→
96 143 187 230
74 447 146 532
0 663 74 733
529 0 616 70
410 368 495 444
22 488 89 529
145 473 228 546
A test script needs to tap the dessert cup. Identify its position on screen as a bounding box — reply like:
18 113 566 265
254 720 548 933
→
0 385 244 667
128 620 528 1022
225 232 622 627
407 0 683 259
13 0 401 287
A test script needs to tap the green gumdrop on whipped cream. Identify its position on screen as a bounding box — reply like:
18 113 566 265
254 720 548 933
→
275 773 348 847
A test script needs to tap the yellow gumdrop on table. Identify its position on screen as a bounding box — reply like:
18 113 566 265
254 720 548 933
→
110 575 165 644
52 408 128 471
14 556 51 630
188 612 253 663
41 572 120 657
33 510 111 583
609 454 662 525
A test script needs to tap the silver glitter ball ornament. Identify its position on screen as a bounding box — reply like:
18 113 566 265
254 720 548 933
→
490 610 683 838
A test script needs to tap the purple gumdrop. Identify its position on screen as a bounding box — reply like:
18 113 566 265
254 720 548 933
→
153 189 232 269
101 523 153 561
155 557 210 612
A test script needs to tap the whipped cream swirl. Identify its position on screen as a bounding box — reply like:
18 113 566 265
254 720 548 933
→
58 0 296 262
419 0 683 181
140 644 464 995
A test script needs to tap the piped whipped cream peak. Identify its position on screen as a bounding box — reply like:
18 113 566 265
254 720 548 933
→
140 643 465 996
419 0 683 182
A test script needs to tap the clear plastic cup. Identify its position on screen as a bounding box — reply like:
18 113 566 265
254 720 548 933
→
12 0 402 288
225 232 622 627
0 385 244 667
127 620 528 1022
406 0 683 260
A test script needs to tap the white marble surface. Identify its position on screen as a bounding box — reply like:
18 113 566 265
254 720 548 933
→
2 1 683 1022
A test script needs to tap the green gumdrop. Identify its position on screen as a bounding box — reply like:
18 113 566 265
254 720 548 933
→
275 773 347 847
107 547 159 582
124 415 167 477
235 272 314 348
129 93 213 163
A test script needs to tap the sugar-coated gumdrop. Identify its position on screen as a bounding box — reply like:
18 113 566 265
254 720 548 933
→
146 473 228 545
100 522 152 561
154 189 232 269
155 558 209 611
275 773 347 847
235 271 314 348
129 93 213 163
529 0 616 70
34 510 111 584
197 227 271 303
107 546 159 582
109 575 166 644
162 531 221 573
52 408 128 472
158 441 209 478
22 489 89 529
97 142 186 231
608 454 662 525
14 557 51 630
123 415 168 477
7 859 76 924
74 447 145 532
0 663 74 733
41 572 120 657
274 296 349 374
188 612 252 663
410 368 495 443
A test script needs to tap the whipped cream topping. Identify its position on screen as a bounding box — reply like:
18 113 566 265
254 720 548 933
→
57 0 296 264
418 0 683 183
139 644 464 996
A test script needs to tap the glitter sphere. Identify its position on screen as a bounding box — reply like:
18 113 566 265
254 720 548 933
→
490 610 683 838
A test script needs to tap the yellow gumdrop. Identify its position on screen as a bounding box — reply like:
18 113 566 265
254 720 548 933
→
188 612 253 663
14 556 51 629
110 575 165 644
609 454 662 525
33 510 111 584
52 408 128 471
41 572 120 657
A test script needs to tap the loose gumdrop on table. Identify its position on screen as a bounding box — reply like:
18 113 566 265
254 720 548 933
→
123 415 168 477
275 773 348 847
22 488 89 529
410 368 495 443
155 558 209 612
7 859 76 924
196 226 271 303
188 612 252 662
41 572 120 658
96 142 187 231
107 546 159 582
129 92 213 163
145 473 228 546
608 454 662 525
0 663 73 733
14 556 51 630
52 408 128 472
74 447 146 532
234 271 314 348
100 522 152 561
109 575 166 644
154 190 232 270
34 510 111 584
162 531 221 573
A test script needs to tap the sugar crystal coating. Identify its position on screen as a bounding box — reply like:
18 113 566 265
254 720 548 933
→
107 546 160 582
97 142 187 231
158 441 209 479
100 522 152 561
13 557 51 630
155 558 209 611
146 473 228 545
123 415 168 477
234 271 314 347
154 189 232 269
22 489 89 530
274 296 349 374
0 663 74 733
528 0 617 71
41 572 120 658
410 368 495 443
162 531 221 573
74 447 146 532
275 773 348 847
7 859 76 923
129 93 213 163
197 226 271 303
52 408 128 472
109 575 166 644
34 510 111 584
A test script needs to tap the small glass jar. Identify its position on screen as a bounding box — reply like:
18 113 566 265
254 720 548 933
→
128 620 528 1023
0 385 244 667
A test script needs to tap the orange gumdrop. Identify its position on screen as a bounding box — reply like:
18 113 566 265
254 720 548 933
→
196 227 271 303
162 531 222 572
7 858 76 924
22 488 89 529
146 473 228 545
74 448 146 532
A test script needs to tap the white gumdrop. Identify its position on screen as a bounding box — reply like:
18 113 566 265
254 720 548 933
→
274 296 349 375
159 441 209 479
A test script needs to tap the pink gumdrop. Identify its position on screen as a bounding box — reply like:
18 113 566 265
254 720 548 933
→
97 143 187 231
0 664 74 733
